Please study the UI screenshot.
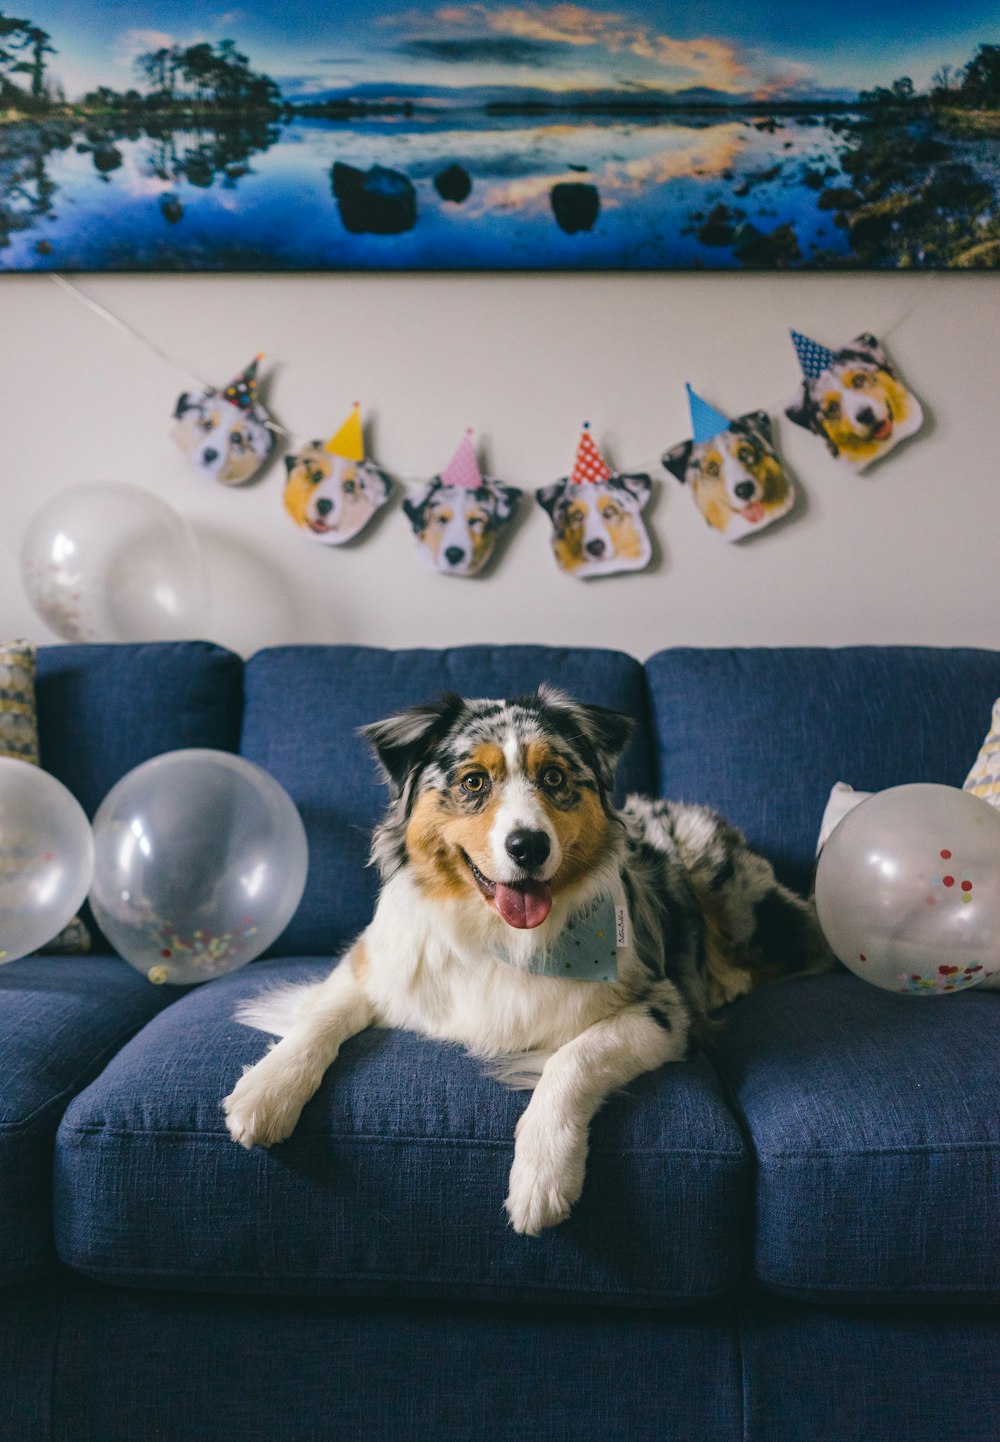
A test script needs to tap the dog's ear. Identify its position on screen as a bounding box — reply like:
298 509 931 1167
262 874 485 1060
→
174 391 193 420
361 462 392 504
848 333 888 368
741 410 774 445
284 454 297 474
361 694 465 797
535 479 569 518
661 441 693 482
402 478 439 531
784 386 816 432
489 481 522 522
615 471 652 507
537 684 634 792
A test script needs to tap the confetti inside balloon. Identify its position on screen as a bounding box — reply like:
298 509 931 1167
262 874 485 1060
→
815 783 1000 995
89 750 308 985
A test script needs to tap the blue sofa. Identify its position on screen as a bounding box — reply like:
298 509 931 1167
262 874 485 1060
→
2 640 998 1442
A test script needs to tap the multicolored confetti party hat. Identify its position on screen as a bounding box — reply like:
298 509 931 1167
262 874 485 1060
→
571 423 612 485
221 353 264 410
324 402 365 461
441 429 483 490
790 330 837 381
686 384 732 445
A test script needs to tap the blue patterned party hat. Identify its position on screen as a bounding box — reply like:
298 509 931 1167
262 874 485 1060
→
790 330 837 381
686 385 731 445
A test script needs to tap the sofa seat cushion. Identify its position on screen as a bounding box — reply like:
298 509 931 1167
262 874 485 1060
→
646 646 1000 897
239 645 656 956
55 958 749 1307
711 973 1000 1303
0 955 181 1285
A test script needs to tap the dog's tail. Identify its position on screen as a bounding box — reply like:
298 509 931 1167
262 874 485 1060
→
482 1049 552 1091
234 980 325 1037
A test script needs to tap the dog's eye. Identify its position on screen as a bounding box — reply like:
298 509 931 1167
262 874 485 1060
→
199 418 214 433
824 401 841 419
850 373 870 389
461 772 488 795
738 447 755 465
310 469 325 485
702 459 720 477
343 480 356 494
231 430 244 445
541 765 565 790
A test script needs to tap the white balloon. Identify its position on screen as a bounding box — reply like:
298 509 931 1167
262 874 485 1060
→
89 750 308 985
0 757 94 964
20 482 206 642
815 783 1000 996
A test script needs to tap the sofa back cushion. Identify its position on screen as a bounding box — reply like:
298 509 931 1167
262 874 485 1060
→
239 645 655 956
646 646 1000 896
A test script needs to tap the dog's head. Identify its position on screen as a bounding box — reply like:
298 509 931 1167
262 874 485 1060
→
283 442 391 543
362 686 633 934
662 411 793 537
402 476 521 576
536 473 652 578
173 387 274 485
785 333 920 465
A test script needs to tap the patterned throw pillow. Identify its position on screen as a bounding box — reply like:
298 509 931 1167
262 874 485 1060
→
0 641 91 954
964 698 1000 807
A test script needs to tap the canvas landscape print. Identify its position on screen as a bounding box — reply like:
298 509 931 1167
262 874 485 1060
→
1 1 998 271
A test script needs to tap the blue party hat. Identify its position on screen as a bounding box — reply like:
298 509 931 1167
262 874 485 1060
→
686 384 732 445
790 330 837 381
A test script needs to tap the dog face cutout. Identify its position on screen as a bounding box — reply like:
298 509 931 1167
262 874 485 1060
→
403 476 522 577
283 442 392 545
662 411 795 541
536 472 653 579
785 333 923 472
173 387 275 486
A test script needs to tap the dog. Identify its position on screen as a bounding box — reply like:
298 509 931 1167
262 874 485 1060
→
662 412 794 539
785 333 923 470
222 686 828 1236
173 387 274 486
403 476 521 577
283 442 392 544
536 473 652 578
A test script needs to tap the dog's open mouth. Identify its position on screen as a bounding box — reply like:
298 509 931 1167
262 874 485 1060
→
871 417 893 441
464 853 553 930
741 500 766 525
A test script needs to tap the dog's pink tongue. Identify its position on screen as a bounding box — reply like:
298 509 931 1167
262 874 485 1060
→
494 880 552 929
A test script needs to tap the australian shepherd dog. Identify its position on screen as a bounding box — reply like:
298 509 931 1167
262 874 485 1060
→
223 686 827 1235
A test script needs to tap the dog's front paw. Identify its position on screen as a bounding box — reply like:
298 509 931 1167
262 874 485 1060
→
222 1056 305 1150
505 1105 587 1236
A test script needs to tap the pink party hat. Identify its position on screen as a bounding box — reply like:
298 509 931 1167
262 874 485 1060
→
441 429 483 489
571 423 612 485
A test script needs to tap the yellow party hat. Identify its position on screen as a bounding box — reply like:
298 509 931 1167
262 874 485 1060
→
324 402 365 462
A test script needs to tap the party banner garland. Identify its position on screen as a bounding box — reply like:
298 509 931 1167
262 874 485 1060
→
536 424 654 579
401 429 521 577
282 402 393 545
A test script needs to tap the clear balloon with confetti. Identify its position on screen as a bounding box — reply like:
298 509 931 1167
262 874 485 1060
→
89 750 308 985
815 783 1000 996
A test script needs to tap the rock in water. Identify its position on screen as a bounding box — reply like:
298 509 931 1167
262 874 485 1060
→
434 164 472 203
332 162 417 235
550 182 600 234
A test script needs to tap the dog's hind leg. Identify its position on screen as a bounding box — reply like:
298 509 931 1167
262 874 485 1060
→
505 991 688 1236
222 944 373 1150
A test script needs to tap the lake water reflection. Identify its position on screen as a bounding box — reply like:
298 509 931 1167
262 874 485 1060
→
0 110 863 270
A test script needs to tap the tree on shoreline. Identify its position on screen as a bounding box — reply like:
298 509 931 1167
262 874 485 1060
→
0 11 55 106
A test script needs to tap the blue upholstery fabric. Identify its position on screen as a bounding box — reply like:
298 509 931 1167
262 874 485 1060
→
239 645 656 956
1 1277 741 1442
0 956 180 1285
646 646 1000 895
55 958 748 1305
36 642 244 817
712 973 1000 1303
743 1297 1000 1442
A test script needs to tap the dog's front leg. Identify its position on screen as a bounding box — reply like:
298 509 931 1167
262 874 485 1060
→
223 948 373 1150
505 999 687 1236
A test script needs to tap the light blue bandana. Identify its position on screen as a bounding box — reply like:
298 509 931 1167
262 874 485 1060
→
497 892 629 982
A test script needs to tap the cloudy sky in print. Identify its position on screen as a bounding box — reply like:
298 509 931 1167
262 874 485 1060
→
29 1 1000 104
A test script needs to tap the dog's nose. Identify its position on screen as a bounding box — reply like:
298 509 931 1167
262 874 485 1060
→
734 481 756 501
445 546 466 567
202 447 218 465
856 407 876 428
505 828 551 872
585 538 606 557
316 498 333 517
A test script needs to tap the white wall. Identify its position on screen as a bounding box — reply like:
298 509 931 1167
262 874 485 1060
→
1 268 997 659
